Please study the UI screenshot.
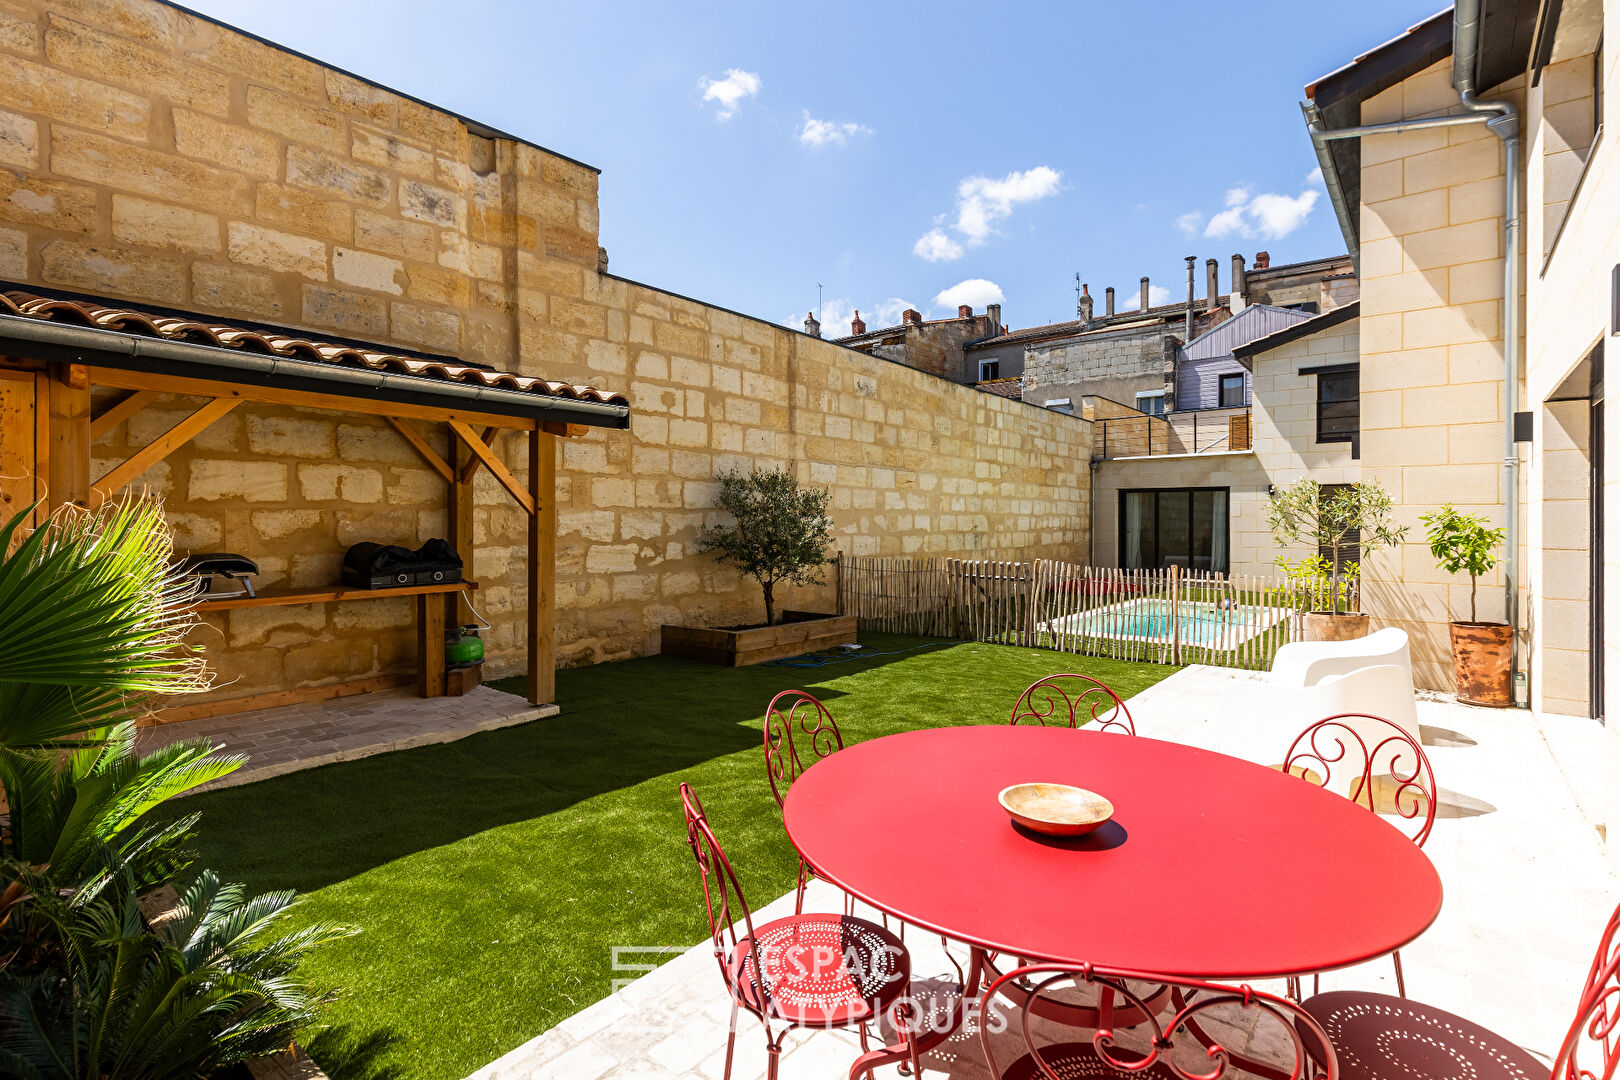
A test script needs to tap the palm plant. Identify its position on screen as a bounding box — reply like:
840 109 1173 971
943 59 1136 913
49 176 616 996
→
0 500 211 752
0 867 353 1080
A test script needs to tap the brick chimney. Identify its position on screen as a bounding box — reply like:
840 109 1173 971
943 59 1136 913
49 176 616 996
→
850 310 865 335
1105 286 1115 317
1078 283 1094 324
957 304 973 318
804 311 821 338
1253 250 1270 270
902 308 923 325
1139 276 1150 312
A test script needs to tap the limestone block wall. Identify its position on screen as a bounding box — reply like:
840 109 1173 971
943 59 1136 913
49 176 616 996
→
1356 59 1519 692
0 0 1092 702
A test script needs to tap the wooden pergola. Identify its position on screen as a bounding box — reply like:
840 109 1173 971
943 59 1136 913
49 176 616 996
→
0 288 630 716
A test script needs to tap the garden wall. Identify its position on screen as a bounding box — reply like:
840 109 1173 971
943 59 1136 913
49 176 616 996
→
0 0 1090 703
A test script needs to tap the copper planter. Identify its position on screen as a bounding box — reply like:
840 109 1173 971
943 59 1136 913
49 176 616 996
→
1449 621 1512 707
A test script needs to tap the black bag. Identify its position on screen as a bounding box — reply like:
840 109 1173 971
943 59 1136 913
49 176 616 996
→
342 539 463 589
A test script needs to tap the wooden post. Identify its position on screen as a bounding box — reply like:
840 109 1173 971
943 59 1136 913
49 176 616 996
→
416 592 446 697
1169 563 1181 666
47 363 89 508
526 428 556 705
447 430 475 626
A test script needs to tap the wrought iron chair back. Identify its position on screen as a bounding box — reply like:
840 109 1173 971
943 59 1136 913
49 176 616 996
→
679 782 769 1017
1281 713 1436 848
979 962 1337 1080
1553 901 1620 1080
1010 674 1136 735
763 690 844 807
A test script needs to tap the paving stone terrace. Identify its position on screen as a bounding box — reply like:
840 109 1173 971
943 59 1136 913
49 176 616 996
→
137 685 554 791
484 665 1615 1080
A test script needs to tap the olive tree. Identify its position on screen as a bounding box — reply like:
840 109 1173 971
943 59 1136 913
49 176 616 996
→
698 466 834 626
1266 479 1407 615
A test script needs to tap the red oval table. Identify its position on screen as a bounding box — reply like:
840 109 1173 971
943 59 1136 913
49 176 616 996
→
781 725 1443 1074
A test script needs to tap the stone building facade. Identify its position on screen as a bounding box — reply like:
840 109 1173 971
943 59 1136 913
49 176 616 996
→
0 0 1090 708
831 304 1003 384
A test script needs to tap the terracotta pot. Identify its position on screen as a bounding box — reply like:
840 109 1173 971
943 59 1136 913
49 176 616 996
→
1302 611 1371 642
1450 621 1512 707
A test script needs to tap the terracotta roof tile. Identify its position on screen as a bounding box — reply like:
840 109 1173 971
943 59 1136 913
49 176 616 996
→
0 289 629 407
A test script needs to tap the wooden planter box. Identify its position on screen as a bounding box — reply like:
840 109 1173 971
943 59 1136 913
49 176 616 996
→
660 611 857 667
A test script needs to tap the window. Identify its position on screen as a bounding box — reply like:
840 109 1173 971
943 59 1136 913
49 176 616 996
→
1135 390 1165 416
1120 488 1229 573
1044 398 1073 415
1285 301 1320 315
1316 367 1360 445
1218 373 1246 408
979 360 1000 381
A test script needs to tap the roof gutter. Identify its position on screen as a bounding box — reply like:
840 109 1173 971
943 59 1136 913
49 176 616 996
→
0 313 632 429
1301 0 1524 690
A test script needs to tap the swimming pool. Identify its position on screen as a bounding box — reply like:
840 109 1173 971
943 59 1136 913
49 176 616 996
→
1042 598 1290 647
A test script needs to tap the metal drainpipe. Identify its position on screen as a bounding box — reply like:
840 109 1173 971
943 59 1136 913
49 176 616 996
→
1300 0 1523 686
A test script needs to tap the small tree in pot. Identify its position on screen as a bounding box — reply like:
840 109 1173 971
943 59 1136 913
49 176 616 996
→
1266 478 1407 641
698 465 833 626
1420 504 1511 706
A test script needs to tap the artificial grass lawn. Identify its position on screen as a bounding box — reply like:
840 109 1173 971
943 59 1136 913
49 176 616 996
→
168 633 1178 1080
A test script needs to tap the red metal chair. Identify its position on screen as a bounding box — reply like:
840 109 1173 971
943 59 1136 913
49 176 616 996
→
679 783 919 1080
979 962 1338 1080
762 690 845 914
1280 713 1437 997
1303 899 1620 1080
1010 674 1136 735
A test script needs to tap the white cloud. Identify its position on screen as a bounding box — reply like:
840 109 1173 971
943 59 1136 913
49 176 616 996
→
912 165 1062 261
933 278 1005 311
1174 211 1203 237
1118 285 1173 312
798 112 873 148
913 228 964 262
954 166 1062 241
1199 179 1319 240
698 69 761 121
1306 166 1324 186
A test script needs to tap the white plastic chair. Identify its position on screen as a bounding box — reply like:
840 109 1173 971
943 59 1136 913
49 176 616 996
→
1269 627 1412 689
1217 664 1416 791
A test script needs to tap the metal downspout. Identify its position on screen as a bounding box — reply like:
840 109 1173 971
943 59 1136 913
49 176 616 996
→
1453 0 1524 683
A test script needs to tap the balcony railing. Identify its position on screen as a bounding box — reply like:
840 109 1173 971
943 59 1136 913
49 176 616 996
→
1094 408 1251 460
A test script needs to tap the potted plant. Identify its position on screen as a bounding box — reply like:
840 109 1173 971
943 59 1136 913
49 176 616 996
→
1420 504 1511 706
1266 479 1407 642
661 466 856 666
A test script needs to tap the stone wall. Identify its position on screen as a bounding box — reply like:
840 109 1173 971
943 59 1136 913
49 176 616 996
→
1024 326 1173 412
0 0 1092 703
1356 59 1519 693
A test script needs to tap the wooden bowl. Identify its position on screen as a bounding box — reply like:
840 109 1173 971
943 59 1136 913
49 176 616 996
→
998 783 1114 837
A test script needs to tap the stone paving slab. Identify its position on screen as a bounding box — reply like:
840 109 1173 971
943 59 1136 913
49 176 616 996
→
473 664 1618 1080
138 685 556 792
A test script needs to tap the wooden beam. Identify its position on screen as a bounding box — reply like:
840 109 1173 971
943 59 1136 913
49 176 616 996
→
145 675 413 726
91 368 536 430
90 390 159 440
47 364 90 508
30 372 48 525
541 421 592 438
385 417 453 482
448 419 534 514
0 372 36 529
526 429 556 705
91 398 239 505
456 425 501 482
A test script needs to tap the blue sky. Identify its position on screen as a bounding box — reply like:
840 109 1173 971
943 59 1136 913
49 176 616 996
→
187 0 1444 336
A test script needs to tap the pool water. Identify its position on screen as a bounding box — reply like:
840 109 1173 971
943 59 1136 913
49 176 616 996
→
1051 599 1285 647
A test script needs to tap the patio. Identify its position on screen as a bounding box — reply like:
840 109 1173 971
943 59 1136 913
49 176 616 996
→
486 664 1616 1080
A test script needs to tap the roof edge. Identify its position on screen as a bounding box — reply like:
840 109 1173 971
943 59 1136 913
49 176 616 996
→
1232 302 1360 359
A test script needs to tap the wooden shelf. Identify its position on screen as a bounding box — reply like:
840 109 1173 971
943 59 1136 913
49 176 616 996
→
194 580 477 612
